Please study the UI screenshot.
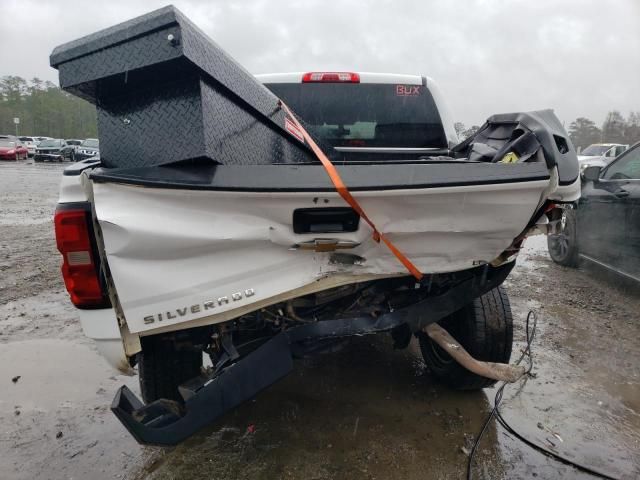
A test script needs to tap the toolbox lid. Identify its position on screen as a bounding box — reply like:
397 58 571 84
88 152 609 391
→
50 6 180 67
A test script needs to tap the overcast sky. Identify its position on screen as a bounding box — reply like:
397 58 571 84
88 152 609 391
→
1 0 638 127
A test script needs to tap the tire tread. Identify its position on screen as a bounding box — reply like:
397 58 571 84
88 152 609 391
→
138 336 202 403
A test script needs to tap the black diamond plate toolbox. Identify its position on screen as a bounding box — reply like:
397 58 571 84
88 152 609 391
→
49 5 315 168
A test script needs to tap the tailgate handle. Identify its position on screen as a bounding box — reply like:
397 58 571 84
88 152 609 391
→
291 239 360 252
293 208 359 234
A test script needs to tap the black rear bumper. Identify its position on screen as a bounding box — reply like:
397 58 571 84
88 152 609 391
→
112 262 513 446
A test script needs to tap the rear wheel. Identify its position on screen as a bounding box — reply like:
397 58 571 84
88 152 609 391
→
138 335 203 404
419 286 513 390
547 208 579 267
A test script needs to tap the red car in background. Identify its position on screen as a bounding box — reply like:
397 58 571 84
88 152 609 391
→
0 138 29 160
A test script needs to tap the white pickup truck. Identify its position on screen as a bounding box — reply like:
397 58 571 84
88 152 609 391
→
51 6 579 446
578 143 629 170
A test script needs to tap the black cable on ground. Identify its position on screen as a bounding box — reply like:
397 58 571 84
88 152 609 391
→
466 310 621 480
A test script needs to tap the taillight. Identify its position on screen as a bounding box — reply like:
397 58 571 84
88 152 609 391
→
54 205 109 308
302 72 360 83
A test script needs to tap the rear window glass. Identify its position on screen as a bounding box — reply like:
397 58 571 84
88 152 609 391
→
265 83 447 149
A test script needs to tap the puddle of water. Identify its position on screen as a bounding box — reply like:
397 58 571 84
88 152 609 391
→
497 346 639 479
0 339 146 480
0 339 112 411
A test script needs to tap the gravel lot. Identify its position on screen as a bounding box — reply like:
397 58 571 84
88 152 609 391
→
1 159 639 480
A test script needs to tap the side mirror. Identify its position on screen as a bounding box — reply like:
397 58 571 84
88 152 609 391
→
582 165 602 182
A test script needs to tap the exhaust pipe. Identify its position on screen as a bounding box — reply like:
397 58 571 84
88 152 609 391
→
424 323 526 383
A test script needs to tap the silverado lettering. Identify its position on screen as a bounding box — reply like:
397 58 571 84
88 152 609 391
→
143 289 256 324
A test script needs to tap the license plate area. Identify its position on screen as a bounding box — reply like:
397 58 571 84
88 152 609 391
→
293 208 360 234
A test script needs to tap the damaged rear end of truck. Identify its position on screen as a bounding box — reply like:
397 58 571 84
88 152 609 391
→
50 6 579 445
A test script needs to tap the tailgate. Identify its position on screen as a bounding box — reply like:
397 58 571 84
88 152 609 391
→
89 163 551 334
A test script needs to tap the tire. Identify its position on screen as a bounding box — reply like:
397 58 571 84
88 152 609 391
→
418 286 513 390
138 335 203 404
547 208 579 267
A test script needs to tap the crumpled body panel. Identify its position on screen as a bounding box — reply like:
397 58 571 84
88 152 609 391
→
92 179 549 334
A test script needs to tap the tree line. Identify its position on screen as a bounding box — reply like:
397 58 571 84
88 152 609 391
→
567 112 640 150
0 76 97 139
455 111 640 151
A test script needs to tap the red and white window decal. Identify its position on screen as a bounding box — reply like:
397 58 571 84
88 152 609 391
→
285 117 305 143
395 85 421 96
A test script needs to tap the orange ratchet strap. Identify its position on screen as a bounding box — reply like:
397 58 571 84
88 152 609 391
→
279 100 423 281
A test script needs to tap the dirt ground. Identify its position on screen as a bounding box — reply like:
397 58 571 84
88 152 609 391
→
1 159 639 480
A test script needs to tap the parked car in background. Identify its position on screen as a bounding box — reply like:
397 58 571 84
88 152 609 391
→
34 136 52 143
549 141 640 282
34 138 76 162
0 138 29 160
75 138 99 160
18 136 39 157
578 143 628 171
65 139 83 151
